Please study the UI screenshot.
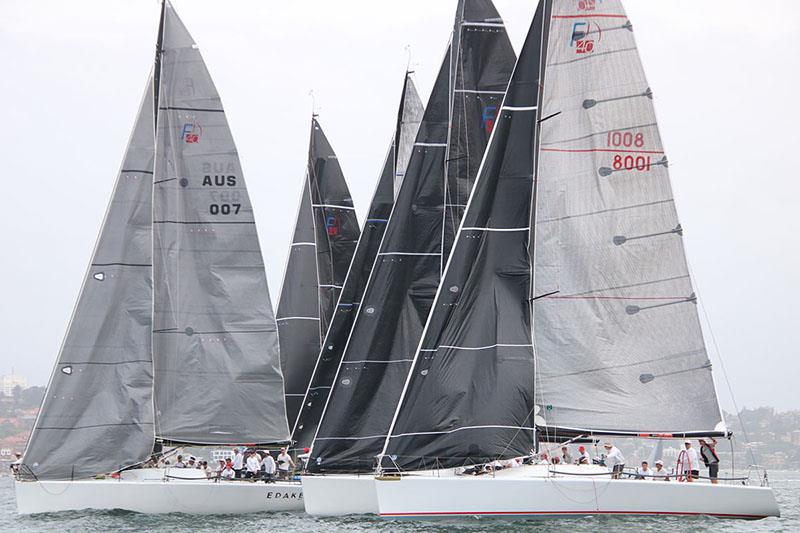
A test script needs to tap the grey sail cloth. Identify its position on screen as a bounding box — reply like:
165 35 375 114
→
278 118 360 428
309 53 452 473
152 3 289 444
443 0 516 269
291 75 424 452
22 79 157 480
380 0 550 471
533 0 724 436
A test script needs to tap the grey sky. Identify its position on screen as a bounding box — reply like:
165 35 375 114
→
1 0 797 413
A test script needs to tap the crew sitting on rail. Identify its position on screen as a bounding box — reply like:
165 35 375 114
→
635 461 652 480
652 459 670 481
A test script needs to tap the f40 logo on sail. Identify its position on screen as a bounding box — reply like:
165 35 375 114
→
181 122 203 144
325 213 340 237
570 21 601 54
482 105 498 135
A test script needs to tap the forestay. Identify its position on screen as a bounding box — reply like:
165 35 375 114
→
278 118 360 427
533 0 725 436
380 0 551 471
291 75 424 451
152 3 288 444
22 79 157 480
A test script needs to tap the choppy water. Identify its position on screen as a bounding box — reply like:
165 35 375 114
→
1 472 798 532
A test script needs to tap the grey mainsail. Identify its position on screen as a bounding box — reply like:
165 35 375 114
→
22 79 157 480
380 0 550 471
308 0 516 473
278 118 360 428
290 74 424 452
533 0 725 437
152 2 289 444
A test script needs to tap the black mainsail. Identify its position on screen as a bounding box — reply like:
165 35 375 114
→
24 1 291 480
380 0 727 470
290 74 424 452
22 79 157 480
380 1 550 470
277 118 360 427
309 0 516 473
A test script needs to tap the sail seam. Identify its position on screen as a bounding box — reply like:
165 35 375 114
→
276 316 319 321
378 252 441 256
389 425 537 438
341 359 414 364
503 106 538 111
438 343 533 351
312 203 355 210
461 227 529 232
158 106 224 113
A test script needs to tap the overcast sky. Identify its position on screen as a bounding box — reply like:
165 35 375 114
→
1 0 798 413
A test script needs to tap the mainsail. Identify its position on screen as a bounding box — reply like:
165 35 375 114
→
151 2 288 444
22 79 157 480
309 0 516 473
380 0 727 470
532 0 725 437
277 118 360 427
380 0 550 471
290 74 424 451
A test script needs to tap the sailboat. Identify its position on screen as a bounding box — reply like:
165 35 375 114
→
301 0 516 516
277 117 360 430
370 0 779 520
15 1 303 514
290 73 424 452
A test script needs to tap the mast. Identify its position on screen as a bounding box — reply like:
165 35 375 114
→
153 0 166 131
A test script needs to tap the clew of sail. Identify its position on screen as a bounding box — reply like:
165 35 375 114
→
152 2 288 444
278 118 360 428
380 0 551 472
22 78 157 480
532 0 725 438
290 75 424 451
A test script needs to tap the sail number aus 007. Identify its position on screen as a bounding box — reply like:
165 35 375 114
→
203 173 241 215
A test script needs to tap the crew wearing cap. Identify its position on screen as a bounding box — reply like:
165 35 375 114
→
652 459 670 481
603 443 625 479
577 445 591 465
682 440 700 482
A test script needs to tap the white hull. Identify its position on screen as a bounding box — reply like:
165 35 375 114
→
375 466 780 520
303 465 780 520
301 474 378 516
15 468 304 515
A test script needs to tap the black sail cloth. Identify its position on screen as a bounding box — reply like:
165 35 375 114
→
291 75 424 452
309 0 517 475
380 0 551 471
277 118 360 427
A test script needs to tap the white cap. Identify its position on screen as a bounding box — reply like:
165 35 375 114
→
655 460 664 465
684 440 691 445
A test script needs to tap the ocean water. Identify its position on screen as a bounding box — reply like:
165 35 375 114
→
1 472 797 532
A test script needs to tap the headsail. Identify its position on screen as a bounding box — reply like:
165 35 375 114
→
278 118 360 427
22 79 157 480
152 2 289 444
380 0 551 471
291 74 424 451
533 0 725 438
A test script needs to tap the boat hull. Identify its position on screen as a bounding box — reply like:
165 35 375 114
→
301 474 378 516
15 475 304 515
374 468 780 520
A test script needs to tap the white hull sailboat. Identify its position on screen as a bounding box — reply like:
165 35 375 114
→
302 466 779 520
304 0 780 522
16 469 303 515
16 0 299 515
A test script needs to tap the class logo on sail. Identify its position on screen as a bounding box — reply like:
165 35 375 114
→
181 121 203 144
570 19 602 54
483 105 498 135
325 213 340 237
